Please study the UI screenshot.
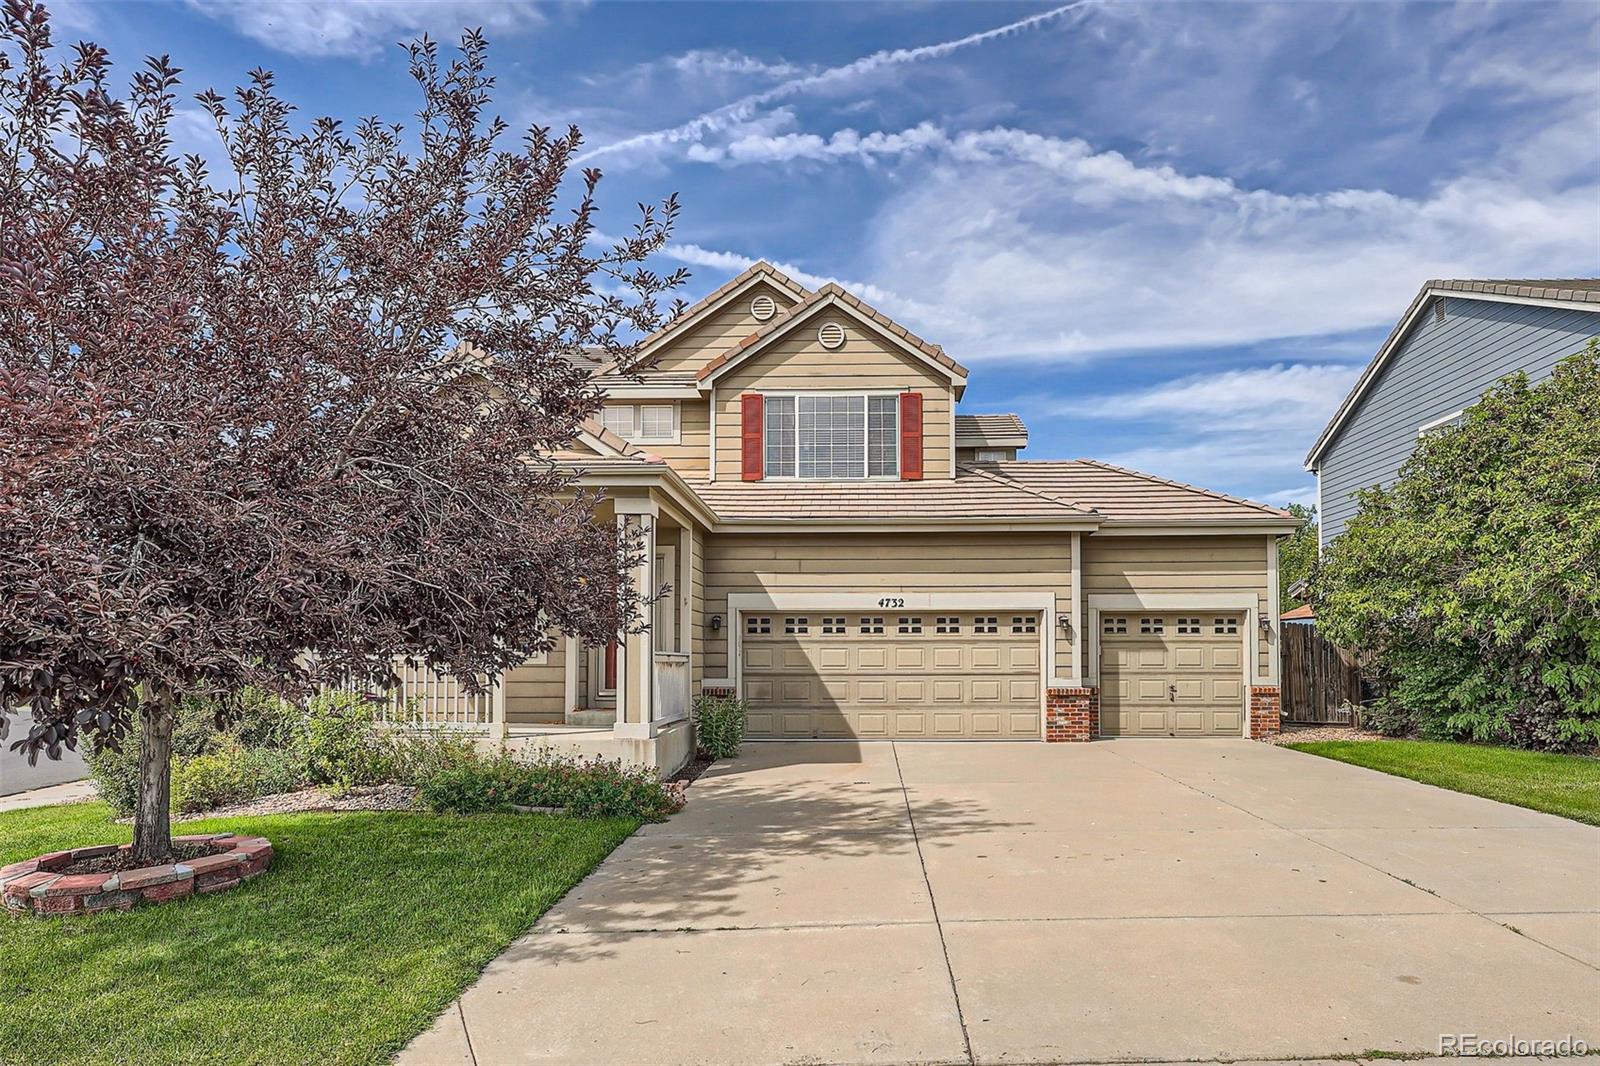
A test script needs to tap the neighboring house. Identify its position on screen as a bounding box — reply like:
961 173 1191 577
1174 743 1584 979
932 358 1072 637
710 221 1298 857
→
1306 279 1600 545
1280 604 1315 625
413 263 1300 772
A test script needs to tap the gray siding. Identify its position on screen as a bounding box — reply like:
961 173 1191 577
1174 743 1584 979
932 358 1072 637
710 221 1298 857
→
1318 297 1597 545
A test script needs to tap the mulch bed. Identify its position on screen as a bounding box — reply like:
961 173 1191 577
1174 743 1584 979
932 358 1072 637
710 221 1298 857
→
114 784 421 825
669 755 715 787
58 841 219 876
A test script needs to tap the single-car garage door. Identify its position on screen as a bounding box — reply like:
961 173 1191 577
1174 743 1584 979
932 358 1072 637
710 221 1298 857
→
742 612 1042 739
1099 613 1245 736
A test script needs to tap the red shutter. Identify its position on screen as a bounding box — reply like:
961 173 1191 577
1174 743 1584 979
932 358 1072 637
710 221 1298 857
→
740 392 764 481
900 392 924 480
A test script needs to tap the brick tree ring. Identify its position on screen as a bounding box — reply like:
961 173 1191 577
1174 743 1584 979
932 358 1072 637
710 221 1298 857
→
0 833 274 917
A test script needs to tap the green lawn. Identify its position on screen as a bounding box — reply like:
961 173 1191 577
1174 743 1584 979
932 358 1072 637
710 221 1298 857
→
0 801 637 1065
1289 740 1600 826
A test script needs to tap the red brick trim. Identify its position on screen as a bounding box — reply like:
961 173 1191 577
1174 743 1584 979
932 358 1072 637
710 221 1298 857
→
1046 687 1098 742
2 834 272 918
1249 686 1282 740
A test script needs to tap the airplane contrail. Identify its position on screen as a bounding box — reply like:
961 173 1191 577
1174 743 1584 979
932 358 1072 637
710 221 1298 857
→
578 1 1096 163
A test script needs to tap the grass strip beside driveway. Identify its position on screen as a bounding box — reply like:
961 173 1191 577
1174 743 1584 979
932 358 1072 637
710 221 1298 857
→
1289 739 1600 826
0 801 637 1066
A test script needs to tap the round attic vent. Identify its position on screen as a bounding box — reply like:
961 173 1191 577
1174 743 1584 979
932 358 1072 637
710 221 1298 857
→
750 294 777 321
817 321 846 349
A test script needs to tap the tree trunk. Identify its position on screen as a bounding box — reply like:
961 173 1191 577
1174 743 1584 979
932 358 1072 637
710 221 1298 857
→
133 696 174 863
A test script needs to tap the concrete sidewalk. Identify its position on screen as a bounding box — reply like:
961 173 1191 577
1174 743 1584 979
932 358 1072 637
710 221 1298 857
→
400 740 1600 1066
0 778 96 812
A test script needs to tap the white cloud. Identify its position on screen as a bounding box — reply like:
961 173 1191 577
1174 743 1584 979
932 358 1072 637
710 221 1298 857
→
187 0 547 59
1067 364 1363 431
578 1 1095 164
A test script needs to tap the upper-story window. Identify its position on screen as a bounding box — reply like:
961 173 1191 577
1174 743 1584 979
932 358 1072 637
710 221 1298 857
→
764 394 898 479
1417 408 1466 439
975 449 1010 462
602 403 677 444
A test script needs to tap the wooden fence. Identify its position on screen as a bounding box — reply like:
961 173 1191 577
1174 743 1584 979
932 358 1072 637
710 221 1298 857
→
1281 623 1363 723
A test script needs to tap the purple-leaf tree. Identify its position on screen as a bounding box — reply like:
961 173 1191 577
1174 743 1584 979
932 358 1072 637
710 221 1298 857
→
0 0 686 861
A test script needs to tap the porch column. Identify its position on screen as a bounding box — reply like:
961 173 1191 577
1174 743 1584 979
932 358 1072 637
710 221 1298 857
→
562 635 580 715
613 499 658 738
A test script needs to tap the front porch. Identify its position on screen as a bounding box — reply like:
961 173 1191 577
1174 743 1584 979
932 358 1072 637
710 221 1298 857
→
374 477 708 776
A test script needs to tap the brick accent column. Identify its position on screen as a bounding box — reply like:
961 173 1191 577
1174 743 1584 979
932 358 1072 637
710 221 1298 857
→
1045 687 1098 742
1249 686 1282 740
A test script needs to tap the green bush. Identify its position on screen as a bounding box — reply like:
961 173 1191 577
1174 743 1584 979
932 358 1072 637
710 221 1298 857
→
1314 343 1600 751
694 693 746 760
302 690 395 790
170 738 259 814
416 749 684 821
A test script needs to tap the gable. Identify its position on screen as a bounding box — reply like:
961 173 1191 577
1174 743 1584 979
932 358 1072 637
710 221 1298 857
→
649 279 804 375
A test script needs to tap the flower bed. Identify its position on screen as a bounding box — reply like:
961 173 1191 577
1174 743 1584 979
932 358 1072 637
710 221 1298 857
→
1 833 273 916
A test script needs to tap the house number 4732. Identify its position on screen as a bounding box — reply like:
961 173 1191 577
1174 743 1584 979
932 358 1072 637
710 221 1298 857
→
877 597 905 608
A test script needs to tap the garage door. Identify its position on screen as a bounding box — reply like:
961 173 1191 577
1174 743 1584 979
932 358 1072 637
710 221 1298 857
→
742 612 1042 739
1099 613 1245 736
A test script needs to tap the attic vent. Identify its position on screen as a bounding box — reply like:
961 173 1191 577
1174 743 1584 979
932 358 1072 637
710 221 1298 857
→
750 294 777 321
1434 297 1447 323
817 321 846 349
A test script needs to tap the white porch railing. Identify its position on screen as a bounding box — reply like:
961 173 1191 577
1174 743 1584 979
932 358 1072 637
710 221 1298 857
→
653 653 691 725
372 660 500 731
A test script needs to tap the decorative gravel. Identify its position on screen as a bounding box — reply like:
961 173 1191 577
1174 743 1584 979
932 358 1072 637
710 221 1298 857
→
183 784 421 820
1269 724 1386 745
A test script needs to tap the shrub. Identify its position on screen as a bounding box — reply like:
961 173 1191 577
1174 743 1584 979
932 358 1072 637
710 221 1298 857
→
170 738 260 813
695 693 746 760
416 748 684 820
302 690 395 789
1314 343 1600 751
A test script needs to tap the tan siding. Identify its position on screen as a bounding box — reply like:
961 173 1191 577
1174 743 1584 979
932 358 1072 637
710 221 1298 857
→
593 400 710 476
649 280 801 375
1082 535 1274 680
689 524 705 692
711 311 956 480
504 642 566 724
703 532 1074 679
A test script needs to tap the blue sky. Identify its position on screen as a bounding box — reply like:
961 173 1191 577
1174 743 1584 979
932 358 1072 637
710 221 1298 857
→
52 0 1600 506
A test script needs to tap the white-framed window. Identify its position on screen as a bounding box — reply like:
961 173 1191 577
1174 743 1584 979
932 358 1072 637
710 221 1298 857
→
897 616 923 635
1213 617 1239 635
784 616 809 635
763 394 898 479
1418 408 1466 438
1176 617 1201 635
1140 617 1164 635
1103 616 1128 635
821 616 846 635
1011 615 1037 634
859 616 885 635
973 616 999 634
975 448 1009 462
745 615 771 635
601 403 678 443
934 616 961 634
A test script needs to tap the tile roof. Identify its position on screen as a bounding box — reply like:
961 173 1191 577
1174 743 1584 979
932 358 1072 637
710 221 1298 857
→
967 459 1294 522
955 413 1028 443
1281 603 1316 621
683 471 1095 523
1430 278 1600 303
697 282 970 382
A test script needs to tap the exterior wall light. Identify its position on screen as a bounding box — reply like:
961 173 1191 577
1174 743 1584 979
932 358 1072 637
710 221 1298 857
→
710 614 723 631
1057 613 1072 636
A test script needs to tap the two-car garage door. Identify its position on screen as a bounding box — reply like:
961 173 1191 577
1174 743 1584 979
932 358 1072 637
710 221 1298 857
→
742 612 1042 739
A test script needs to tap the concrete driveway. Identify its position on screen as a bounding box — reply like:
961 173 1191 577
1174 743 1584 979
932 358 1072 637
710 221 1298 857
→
402 740 1600 1066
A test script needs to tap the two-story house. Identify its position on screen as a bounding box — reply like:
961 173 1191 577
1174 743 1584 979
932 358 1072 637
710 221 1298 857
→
1306 279 1600 545
414 263 1301 773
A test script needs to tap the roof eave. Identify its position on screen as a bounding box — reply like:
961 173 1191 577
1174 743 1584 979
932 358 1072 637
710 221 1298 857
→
1093 518 1303 535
